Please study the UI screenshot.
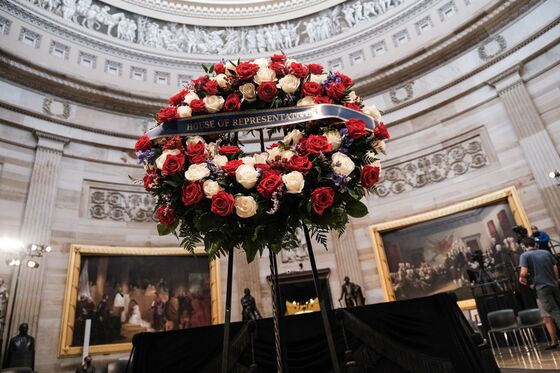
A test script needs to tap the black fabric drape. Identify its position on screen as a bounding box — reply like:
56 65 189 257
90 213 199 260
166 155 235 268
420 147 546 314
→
131 293 497 373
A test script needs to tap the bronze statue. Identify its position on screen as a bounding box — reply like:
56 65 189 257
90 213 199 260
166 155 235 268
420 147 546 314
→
241 288 262 321
4 323 35 370
338 276 365 308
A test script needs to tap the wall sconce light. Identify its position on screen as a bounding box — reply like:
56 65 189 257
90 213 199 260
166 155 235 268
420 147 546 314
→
549 170 560 186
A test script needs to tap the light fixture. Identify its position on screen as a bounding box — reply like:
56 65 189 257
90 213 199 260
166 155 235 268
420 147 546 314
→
0 237 24 252
26 260 39 269
45 246 52 253
550 170 560 186
31 244 37 251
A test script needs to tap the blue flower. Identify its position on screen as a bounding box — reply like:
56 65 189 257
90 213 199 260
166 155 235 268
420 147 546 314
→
328 172 350 193
136 150 154 164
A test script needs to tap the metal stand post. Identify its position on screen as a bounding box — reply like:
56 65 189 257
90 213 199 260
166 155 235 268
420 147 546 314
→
303 225 341 373
221 248 234 373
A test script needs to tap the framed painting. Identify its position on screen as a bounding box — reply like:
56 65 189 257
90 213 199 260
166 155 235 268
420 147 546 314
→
59 245 221 356
370 186 530 310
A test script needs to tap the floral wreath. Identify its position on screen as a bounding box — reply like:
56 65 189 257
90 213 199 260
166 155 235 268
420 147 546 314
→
135 54 390 262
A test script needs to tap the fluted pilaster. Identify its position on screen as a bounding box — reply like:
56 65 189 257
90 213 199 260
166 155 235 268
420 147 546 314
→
490 68 560 231
331 222 364 298
234 252 262 319
8 131 68 339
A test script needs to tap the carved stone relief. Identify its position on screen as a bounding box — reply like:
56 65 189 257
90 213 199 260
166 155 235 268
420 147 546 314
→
478 35 507 61
414 15 434 35
0 15 11 35
438 1 458 22
42 97 71 119
389 82 414 104
49 40 70 59
20 0 406 56
19 26 41 48
374 136 488 198
88 187 156 222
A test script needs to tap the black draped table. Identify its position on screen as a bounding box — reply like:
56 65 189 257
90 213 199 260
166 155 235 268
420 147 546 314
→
130 293 499 373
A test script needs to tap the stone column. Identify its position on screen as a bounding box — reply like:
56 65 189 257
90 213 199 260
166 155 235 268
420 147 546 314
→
331 222 365 301
7 131 68 339
489 67 560 232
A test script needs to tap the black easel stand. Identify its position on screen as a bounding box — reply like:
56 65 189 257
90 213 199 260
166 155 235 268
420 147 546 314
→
220 248 234 373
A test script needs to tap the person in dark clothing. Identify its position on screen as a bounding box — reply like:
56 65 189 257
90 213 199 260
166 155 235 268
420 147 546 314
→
532 225 551 252
519 237 560 349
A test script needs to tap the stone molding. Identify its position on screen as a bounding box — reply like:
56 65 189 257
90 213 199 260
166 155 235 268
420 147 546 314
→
34 130 70 153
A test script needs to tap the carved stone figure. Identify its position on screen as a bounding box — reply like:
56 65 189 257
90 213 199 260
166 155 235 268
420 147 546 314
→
4 323 35 370
338 276 365 308
241 288 262 321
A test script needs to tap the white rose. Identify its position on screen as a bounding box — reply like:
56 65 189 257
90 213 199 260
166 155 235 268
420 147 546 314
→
212 74 229 89
309 73 328 84
331 152 355 176
213 154 228 168
253 67 277 84
225 61 236 75
235 164 259 189
185 163 210 181
278 74 300 94
252 58 269 68
281 150 295 161
186 136 206 145
177 106 192 118
206 142 218 157
282 171 305 194
253 152 268 164
345 91 358 103
203 179 222 198
267 147 282 162
284 129 303 146
324 130 342 151
183 92 200 105
203 95 225 113
241 156 255 166
234 195 258 218
297 96 315 106
364 105 382 121
155 149 181 170
239 83 257 103
372 140 386 154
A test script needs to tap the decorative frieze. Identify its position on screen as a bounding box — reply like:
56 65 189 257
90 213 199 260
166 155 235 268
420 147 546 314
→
389 82 414 105
375 136 488 198
18 27 41 48
49 40 70 59
0 15 11 35
438 1 458 21
42 97 71 119
478 35 507 61
88 188 156 222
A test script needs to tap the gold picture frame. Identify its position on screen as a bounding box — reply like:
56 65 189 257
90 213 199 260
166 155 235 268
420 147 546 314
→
59 245 221 357
370 186 530 310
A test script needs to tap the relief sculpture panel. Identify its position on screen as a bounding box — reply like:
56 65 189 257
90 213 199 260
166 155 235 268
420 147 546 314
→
88 187 156 222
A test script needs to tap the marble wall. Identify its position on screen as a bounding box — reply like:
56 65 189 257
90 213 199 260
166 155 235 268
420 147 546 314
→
0 0 558 371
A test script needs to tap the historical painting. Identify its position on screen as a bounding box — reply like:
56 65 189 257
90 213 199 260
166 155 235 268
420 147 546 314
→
371 187 530 309
59 246 219 356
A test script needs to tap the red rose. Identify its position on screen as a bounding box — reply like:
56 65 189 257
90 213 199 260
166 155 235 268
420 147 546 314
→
314 96 333 105
222 159 243 176
189 99 206 114
254 163 271 172
326 83 346 100
257 171 283 199
374 122 390 140
214 63 226 74
290 62 309 78
157 107 178 123
168 89 188 106
157 205 175 226
161 153 185 175
135 135 151 152
360 165 380 188
182 181 204 206
236 62 259 80
257 81 278 102
143 171 158 192
346 119 368 139
203 80 219 95
336 72 353 87
271 54 287 63
187 142 208 164
163 136 184 150
311 187 335 215
308 63 324 75
303 135 331 154
302 82 324 97
343 102 362 112
219 145 241 155
288 155 312 173
211 191 235 217
270 62 287 76
223 94 241 112
192 75 210 91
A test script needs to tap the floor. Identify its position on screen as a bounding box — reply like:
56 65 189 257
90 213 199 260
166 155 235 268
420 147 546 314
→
495 343 560 371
